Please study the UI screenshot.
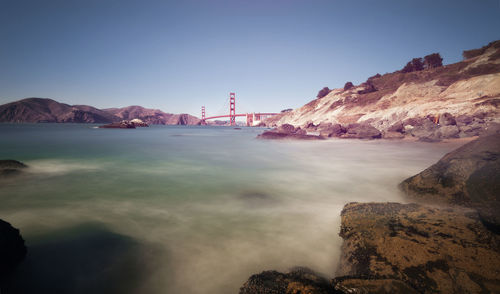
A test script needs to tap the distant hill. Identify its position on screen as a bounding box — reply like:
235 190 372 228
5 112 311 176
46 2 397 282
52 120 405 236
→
103 105 200 125
0 98 117 123
0 98 200 125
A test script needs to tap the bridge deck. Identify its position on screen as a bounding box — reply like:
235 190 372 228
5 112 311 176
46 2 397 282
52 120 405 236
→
204 113 278 120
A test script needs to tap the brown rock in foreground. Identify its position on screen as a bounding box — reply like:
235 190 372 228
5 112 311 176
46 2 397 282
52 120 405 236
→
400 134 500 230
338 202 500 293
239 267 333 294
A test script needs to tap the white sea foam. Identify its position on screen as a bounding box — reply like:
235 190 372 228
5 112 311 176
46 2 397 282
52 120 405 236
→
24 159 103 175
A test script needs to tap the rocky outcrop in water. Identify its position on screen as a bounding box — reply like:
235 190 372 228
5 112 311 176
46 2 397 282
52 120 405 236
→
337 202 500 293
263 40 500 141
400 134 500 231
0 219 27 278
0 160 27 177
99 121 137 129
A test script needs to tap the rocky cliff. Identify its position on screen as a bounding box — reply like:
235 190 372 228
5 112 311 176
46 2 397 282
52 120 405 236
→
265 41 500 141
0 98 201 125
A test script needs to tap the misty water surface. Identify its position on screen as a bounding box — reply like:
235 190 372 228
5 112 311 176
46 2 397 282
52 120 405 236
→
0 124 464 294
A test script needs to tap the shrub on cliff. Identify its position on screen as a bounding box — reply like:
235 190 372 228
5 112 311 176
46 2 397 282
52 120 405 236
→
343 82 354 90
424 53 443 69
401 58 424 73
357 81 377 94
316 87 331 98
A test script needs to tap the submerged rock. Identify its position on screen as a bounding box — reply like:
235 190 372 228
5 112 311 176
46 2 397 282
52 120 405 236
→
239 267 333 294
338 202 500 293
0 160 27 177
0 219 27 277
400 134 500 230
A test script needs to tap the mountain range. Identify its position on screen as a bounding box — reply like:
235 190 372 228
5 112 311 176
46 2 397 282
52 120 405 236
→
0 98 200 125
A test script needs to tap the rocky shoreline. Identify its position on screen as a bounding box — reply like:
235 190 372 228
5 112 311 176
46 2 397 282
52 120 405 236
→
240 134 500 293
259 115 500 141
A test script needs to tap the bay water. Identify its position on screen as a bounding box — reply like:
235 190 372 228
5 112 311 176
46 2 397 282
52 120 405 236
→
0 124 463 293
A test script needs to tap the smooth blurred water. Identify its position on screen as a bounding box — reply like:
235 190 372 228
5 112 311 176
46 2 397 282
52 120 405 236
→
0 124 464 294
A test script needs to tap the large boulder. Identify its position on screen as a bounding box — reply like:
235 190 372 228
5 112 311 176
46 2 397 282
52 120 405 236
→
343 123 381 139
338 202 500 293
239 267 333 294
409 120 441 142
258 124 323 140
400 134 500 230
438 113 456 126
317 123 346 138
0 219 27 277
0 160 27 177
437 125 460 138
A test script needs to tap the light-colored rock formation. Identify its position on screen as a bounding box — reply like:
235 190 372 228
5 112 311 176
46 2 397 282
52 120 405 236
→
264 41 500 140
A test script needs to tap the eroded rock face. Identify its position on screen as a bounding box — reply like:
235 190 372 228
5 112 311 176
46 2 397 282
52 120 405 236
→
400 134 500 229
0 160 27 177
239 267 333 294
338 202 500 293
0 219 27 277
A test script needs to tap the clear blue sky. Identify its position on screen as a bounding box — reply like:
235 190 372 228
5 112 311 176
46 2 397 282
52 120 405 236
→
1 0 500 117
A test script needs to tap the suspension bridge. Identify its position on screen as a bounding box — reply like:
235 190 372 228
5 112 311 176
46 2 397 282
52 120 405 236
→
201 92 278 126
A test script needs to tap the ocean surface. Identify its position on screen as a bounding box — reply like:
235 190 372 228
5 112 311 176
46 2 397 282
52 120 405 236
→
0 124 464 294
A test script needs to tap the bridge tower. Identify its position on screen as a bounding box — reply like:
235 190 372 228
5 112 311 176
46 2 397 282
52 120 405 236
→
229 92 236 126
201 106 206 125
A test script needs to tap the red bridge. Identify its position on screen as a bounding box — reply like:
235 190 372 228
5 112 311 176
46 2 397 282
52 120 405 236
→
201 92 278 126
